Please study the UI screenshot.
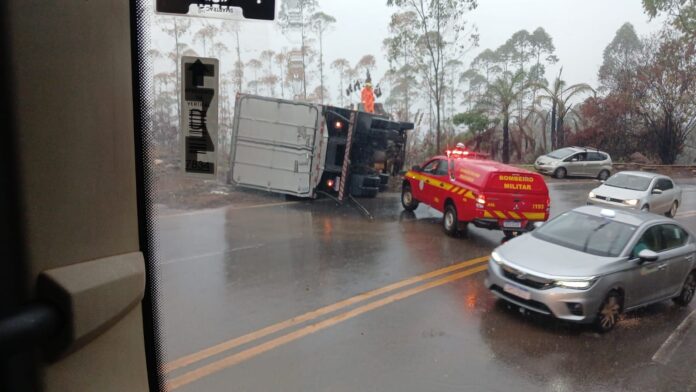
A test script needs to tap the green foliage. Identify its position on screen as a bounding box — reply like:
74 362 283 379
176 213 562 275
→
452 111 489 133
643 0 696 35
598 23 643 91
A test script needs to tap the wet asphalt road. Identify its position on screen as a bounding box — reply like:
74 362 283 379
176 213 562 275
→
155 177 696 392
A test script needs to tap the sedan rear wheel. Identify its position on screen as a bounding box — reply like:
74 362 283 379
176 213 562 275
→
641 205 650 212
595 292 622 333
666 201 678 218
673 272 696 306
554 167 567 179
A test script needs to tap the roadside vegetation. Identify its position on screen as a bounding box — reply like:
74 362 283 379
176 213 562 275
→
150 0 696 171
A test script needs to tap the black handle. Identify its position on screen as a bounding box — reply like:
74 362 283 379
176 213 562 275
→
0 303 61 357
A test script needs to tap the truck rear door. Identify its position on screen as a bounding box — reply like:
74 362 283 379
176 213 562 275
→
228 95 327 197
483 172 549 225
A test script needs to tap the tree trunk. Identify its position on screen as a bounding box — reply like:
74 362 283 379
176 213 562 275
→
541 120 547 152
502 112 510 163
235 30 243 92
557 115 565 147
338 71 344 107
318 29 324 104
174 20 181 127
435 95 441 154
550 103 557 150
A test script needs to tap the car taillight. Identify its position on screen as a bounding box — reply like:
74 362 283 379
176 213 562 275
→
327 179 335 188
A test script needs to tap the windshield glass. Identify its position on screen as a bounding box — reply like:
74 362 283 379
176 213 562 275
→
605 173 653 191
534 212 637 257
546 148 576 159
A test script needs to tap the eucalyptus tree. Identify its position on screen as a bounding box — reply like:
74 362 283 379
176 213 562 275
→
331 58 351 107
157 17 192 127
274 51 288 98
222 21 244 92
357 55 377 76
310 12 336 104
471 49 500 84
384 11 420 121
387 0 479 153
278 0 318 99
260 50 276 95
193 21 219 56
247 59 263 95
598 23 643 92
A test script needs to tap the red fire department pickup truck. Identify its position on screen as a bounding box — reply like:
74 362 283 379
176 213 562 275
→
401 152 550 238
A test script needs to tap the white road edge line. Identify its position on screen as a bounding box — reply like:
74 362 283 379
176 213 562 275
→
652 309 696 365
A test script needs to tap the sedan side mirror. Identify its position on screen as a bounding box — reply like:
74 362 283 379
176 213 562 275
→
652 189 663 195
638 249 659 263
411 165 422 172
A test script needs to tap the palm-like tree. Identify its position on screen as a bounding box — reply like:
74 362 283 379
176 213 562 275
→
536 69 594 149
482 70 531 163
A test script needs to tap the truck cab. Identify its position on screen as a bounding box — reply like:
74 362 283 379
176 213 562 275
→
402 151 550 238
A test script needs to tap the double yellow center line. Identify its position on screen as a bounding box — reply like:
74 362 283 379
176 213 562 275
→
163 255 490 390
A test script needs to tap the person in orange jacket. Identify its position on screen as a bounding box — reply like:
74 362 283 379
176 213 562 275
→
361 81 375 113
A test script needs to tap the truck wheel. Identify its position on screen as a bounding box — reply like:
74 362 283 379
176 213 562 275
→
443 204 459 237
379 173 390 192
401 184 419 211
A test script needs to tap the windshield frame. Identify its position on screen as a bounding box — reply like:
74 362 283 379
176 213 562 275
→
533 211 638 257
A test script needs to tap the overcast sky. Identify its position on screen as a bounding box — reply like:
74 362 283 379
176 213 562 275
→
153 0 666 105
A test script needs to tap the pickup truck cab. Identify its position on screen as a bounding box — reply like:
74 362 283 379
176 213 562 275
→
402 153 550 238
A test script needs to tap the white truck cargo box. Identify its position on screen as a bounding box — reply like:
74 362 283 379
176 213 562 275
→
229 95 328 197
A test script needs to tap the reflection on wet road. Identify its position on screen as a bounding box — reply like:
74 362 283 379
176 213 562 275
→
156 178 696 392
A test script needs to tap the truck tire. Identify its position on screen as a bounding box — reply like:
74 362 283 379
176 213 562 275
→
401 184 419 211
379 173 390 192
350 174 380 198
443 204 459 237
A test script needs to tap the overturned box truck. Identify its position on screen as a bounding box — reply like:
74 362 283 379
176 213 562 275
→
227 94 414 200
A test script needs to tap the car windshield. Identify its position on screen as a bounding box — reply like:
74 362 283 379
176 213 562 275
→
546 148 576 159
604 173 652 191
534 211 637 257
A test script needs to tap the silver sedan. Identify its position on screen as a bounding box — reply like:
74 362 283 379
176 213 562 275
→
485 206 696 332
587 171 682 217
